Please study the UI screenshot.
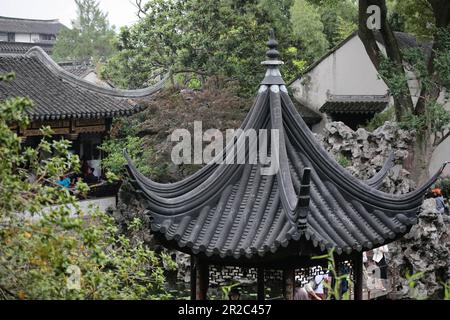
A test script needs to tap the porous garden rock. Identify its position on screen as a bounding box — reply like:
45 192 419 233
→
320 121 416 194
386 199 450 299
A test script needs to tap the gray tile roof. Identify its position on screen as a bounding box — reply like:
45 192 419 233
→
0 16 65 34
320 94 390 114
59 62 93 78
126 40 446 260
0 47 167 120
0 41 53 55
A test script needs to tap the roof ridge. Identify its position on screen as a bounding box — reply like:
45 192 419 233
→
25 46 168 99
0 16 60 23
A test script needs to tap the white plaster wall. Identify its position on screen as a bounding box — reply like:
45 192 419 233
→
429 137 450 178
23 197 117 221
83 71 113 88
291 35 389 116
15 33 31 42
429 90 450 178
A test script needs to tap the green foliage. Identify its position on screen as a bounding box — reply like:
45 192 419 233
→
312 248 352 300
187 76 202 90
337 154 351 168
387 0 435 40
378 55 411 100
103 0 299 95
53 0 116 62
291 0 329 63
434 28 450 90
99 135 156 180
307 0 358 48
0 75 173 300
436 178 450 198
220 282 240 299
364 107 395 131
443 282 450 300
405 271 426 300
396 102 450 143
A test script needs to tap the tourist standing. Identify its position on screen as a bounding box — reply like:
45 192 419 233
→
372 245 388 291
434 189 445 214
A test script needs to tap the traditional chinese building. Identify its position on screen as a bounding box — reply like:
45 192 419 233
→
125 33 446 300
0 46 165 178
0 16 65 55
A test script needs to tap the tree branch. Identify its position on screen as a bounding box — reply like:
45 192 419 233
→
134 0 147 19
0 285 18 300
434 130 450 146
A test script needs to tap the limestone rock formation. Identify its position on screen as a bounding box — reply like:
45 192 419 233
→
320 121 416 194
387 199 450 299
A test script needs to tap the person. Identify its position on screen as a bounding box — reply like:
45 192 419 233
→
84 167 99 184
314 273 330 299
294 279 322 300
228 288 240 300
372 245 389 291
56 175 71 188
434 189 445 214
80 157 91 177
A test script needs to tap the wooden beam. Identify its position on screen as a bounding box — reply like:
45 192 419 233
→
283 268 295 300
196 258 209 300
257 267 265 300
190 255 197 301
353 252 364 300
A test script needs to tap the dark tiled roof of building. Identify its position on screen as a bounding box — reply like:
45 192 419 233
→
59 62 93 78
126 38 446 260
0 16 65 34
0 41 54 55
374 31 432 54
0 47 167 120
320 94 390 114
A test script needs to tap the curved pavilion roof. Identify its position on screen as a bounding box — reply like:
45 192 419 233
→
126 34 446 260
0 46 167 121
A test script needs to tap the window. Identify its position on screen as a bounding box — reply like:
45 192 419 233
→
0 32 7 42
7 33 15 42
39 34 55 41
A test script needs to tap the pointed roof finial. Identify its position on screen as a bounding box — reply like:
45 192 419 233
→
267 29 279 60
261 28 284 67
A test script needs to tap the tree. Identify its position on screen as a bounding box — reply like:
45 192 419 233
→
0 73 175 299
102 0 301 95
387 0 437 40
290 0 329 63
53 0 117 62
306 0 359 48
358 0 450 183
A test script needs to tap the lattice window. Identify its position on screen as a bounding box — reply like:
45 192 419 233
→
209 265 258 286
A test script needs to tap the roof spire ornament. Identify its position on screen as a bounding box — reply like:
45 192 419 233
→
261 29 285 85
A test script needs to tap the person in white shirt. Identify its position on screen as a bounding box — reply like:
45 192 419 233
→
314 274 330 299
372 245 389 291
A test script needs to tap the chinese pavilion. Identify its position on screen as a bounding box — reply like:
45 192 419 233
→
125 33 446 300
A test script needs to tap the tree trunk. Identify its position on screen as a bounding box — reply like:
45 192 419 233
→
358 0 414 121
415 0 450 115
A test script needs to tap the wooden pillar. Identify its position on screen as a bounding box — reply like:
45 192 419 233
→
196 258 209 300
257 267 265 300
190 255 197 300
353 252 363 300
283 268 295 300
